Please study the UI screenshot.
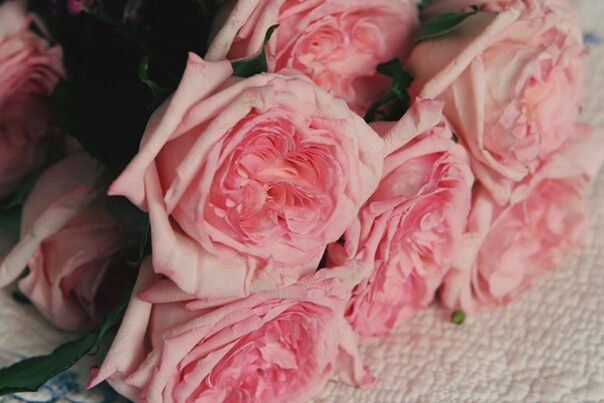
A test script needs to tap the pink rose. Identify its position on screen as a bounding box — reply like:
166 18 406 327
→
408 0 584 205
109 55 387 298
89 259 373 402
0 0 63 198
206 0 419 114
441 126 604 314
0 153 136 331
327 100 474 336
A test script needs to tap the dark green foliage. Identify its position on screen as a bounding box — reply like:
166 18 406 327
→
11 291 31 305
0 287 132 395
417 6 479 42
30 0 216 174
138 55 171 109
231 25 279 78
105 195 149 233
364 58 414 123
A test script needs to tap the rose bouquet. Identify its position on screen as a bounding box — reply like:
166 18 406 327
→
0 0 601 402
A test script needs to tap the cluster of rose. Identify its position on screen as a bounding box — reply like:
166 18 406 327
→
0 0 601 401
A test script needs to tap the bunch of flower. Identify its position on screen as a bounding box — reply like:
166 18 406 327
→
0 0 601 401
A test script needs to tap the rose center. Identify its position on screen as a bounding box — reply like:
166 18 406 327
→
208 110 339 246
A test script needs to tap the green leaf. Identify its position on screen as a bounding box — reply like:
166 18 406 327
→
231 25 279 78
0 287 132 396
364 58 414 123
417 6 479 42
138 55 171 109
451 309 466 325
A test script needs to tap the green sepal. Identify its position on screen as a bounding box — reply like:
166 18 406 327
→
451 310 466 325
231 25 279 78
417 6 479 42
364 58 414 123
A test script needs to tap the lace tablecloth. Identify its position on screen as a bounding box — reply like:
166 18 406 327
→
1 0 603 401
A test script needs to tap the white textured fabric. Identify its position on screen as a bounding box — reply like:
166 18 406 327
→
0 1 602 402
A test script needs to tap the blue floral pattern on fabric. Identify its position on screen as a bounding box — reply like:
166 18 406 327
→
584 31 601 45
2 371 121 403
